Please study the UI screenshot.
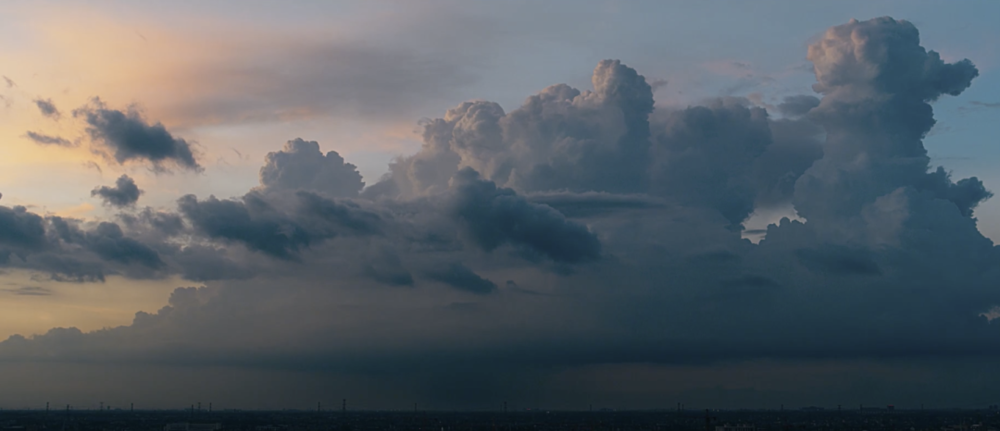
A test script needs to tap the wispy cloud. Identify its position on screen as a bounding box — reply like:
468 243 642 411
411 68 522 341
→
2 286 53 296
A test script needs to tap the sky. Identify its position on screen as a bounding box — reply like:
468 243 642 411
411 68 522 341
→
1 0 1000 411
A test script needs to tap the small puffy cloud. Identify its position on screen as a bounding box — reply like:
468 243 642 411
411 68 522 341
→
74 99 201 171
91 175 143 208
259 138 365 197
34 98 60 120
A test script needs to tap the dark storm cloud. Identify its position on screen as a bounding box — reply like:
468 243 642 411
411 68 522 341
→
33 98 60 119
751 117 824 206
650 98 773 227
425 262 497 294
794 246 882 276
172 245 253 282
178 193 314 260
44 216 164 271
178 190 381 260
120 208 185 237
49 208 255 282
448 168 601 263
0 206 47 251
84 222 163 269
23 131 74 147
27 253 106 283
258 138 365 197
918 167 993 218
0 208 169 281
295 191 382 236
74 99 201 171
2 16 1000 410
91 175 143 207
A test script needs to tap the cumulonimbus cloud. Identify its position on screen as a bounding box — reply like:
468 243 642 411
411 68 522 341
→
0 16 997 409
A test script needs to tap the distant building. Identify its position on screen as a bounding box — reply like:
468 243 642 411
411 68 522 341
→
716 425 756 431
163 423 221 431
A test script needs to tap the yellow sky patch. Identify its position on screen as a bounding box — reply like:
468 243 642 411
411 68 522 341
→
0 270 192 340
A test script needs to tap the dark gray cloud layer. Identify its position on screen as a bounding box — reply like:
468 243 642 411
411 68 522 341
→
178 193 315 260
448 168 601 263
0 206 47 251
426 262 497 294
650 98 773 227
0 16 998 409
179 190 381 260
75 99 201 171
92 175 143 207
